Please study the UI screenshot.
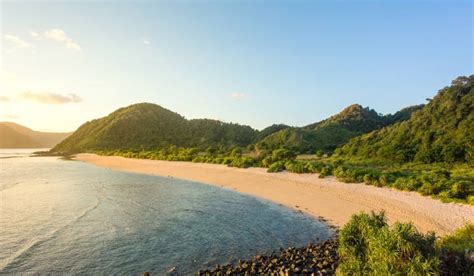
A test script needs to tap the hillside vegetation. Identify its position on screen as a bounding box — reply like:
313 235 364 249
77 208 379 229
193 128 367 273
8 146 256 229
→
336 76 473 164
53 76 473 203
52 103 258 153
0 122 70 148
337 211 473 275
256 104 423 154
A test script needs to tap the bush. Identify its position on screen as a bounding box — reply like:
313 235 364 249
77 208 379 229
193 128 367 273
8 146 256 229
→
437 224 474 275
272 148 296 161
419 182 435 196
284 160 308 174
267 161 285 173
229 157 255 168
449 181 470 199
305 161 324 173
261 156 274 168
319 165 332 178
379 173 395 186
338 211 439 275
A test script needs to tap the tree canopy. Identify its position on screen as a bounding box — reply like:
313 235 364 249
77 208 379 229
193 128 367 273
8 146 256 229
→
335 75 474 164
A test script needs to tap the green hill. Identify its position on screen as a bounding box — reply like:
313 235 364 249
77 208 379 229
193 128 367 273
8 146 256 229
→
0 122 70 148
255 104 422 154
52 103 258 153
51 100 424 155
336 75 473 164
257 124 291 140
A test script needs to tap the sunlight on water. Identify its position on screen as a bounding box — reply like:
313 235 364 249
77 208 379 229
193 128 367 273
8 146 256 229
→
0 150 331 274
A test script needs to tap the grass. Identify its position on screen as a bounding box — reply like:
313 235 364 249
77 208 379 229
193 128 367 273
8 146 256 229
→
337 211 473 275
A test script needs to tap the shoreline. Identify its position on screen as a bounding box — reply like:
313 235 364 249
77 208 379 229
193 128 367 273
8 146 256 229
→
74 153 474 235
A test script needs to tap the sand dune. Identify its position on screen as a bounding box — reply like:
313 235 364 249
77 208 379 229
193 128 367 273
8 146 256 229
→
75 153 474 235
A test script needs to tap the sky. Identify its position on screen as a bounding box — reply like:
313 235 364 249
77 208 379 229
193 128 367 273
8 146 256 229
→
0 0 472 132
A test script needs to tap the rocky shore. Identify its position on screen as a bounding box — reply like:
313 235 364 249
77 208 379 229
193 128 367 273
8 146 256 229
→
195 237 339 275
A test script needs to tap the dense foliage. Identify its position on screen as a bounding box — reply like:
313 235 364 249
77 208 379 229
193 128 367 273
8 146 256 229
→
337 211 439 275
97 146 259 168
336 76 474 164
437 224 474 275
55 76 473 204
319 159 473 204
54 102 419 155
337 211 473 275
52 103 259 153
256 124 291 140
96 143 473 204
256 104 422 154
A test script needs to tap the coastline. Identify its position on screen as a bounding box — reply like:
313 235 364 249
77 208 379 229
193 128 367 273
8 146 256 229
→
74 153 474 235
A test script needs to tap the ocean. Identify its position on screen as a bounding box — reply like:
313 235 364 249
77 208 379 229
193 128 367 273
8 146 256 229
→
0 149 331 274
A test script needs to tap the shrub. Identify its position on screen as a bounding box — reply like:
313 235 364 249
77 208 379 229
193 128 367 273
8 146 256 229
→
272 148 296 161
229 157 255 168
437 224 474 275
334 166 366 183
222 157 233 165
284 160 308 174
337 211 439 275
468 195 474 205
230 147 242 157
449 181 470 199
319 166 332 178
261 156 274 168
363 173 380 186
379 173 395 186
305 161 324 173
419 182 435 196
267 161 285 173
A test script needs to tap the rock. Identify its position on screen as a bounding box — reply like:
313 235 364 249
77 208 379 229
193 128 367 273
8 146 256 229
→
196 236 339 275
167 266 177 273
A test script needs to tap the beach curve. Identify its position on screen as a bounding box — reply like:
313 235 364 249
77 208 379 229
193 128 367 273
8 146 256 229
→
74 153 474 235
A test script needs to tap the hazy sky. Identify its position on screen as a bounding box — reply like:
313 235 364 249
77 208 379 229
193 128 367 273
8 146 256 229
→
1 1 472 132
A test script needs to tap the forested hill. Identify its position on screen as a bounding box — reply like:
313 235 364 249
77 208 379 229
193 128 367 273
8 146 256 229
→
255 104 423 154
304 104 386 132
52 100 424 154
335 75 474 164
52 103 259 153
0 122 70 148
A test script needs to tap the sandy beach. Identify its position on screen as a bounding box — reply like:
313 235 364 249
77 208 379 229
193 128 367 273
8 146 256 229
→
75 153 474 235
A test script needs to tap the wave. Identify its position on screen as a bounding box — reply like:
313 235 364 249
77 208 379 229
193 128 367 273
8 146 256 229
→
0 199 101 272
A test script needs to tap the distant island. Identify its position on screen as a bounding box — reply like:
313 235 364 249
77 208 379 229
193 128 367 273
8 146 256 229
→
0 122 71 148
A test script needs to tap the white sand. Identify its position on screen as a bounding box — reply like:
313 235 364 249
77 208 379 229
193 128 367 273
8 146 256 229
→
75 153 474 235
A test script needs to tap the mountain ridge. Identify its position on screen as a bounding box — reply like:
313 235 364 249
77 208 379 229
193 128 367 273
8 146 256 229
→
0 122 71 148
335 75 473 164
255 103 423 154
52 103 259 152
51 101 422 154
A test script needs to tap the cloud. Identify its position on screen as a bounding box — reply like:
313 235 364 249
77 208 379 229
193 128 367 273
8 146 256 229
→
0 96 11 102
43 29 81 51
143 39 151 45
30 31 39 38
3 34 31 48
2 114 19 119
19 91 82 104
231 93 246 100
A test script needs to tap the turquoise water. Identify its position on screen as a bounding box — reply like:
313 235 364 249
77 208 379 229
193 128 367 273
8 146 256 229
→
0 149 331 274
